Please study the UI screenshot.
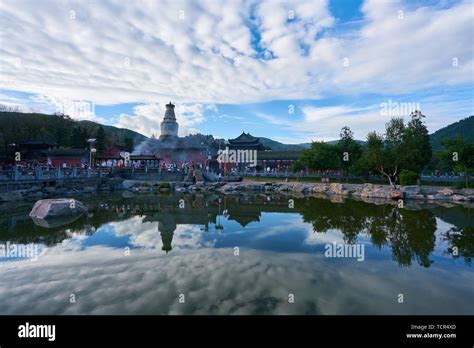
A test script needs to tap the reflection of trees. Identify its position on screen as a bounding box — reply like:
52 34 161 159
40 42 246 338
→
299 199 437 267
443 226 474 265
1 193 472 266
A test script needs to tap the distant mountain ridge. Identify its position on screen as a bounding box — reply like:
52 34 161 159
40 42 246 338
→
77 120 147 145
429 115 474 151
1 109 471 153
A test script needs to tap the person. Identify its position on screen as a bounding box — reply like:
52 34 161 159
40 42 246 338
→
62 162 67 169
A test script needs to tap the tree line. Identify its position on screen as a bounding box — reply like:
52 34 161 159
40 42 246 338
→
293 111 474 188
0 106 134 154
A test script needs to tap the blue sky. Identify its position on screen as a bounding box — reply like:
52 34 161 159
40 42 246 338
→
0 0 472 143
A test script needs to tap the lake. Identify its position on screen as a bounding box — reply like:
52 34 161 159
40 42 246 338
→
0 193 473 315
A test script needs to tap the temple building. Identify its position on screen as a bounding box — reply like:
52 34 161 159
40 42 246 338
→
160 102 179 140
134 102 214 167
228 132 264 151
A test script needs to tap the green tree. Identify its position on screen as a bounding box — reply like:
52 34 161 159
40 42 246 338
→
362 118 405 187
337 126 362 181
124 136 134 152
401 111 432 172
293 141 340 173
96 126 106 154
440 136 474 188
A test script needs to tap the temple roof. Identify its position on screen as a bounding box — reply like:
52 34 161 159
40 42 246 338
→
228 132 260 144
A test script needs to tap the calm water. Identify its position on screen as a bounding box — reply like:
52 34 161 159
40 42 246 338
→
0 193 473 315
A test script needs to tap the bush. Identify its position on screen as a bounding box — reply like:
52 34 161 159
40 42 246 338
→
399 170 419 186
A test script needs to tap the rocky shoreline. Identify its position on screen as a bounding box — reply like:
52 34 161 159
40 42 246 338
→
1 178 473 206
123 180 474 204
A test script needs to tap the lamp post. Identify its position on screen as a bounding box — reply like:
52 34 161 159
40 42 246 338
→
87 138 97 168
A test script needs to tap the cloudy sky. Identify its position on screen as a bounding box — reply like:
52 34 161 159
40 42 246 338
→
0 0 473 143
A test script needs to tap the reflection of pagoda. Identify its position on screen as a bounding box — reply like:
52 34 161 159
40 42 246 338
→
158 215 177 253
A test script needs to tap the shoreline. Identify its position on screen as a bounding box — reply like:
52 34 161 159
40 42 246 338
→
1 178 473 206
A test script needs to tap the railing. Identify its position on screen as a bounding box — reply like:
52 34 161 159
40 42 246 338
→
0 167 187 182
0 166 465 184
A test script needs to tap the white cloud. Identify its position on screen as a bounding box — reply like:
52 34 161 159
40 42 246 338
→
1 245 473 314
0 0 471 107
115 99 212 137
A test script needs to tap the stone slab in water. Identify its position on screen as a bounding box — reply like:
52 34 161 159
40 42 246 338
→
29 198 88 220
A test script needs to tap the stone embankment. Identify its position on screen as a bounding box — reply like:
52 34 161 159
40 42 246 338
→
121 180 474 203
0 178 123 202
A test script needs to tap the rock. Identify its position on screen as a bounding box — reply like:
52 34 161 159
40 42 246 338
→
450 194 468 201
0 191 23 202
292 184 305 193
29 198 88 220
312 185 328 193
409 194 426 200
402 185 420 196
122 180 138 189
438 188 454 196
461 188 474 196
329 183 344 194
426 194 449 200
390 190 404 199
194 170 204 183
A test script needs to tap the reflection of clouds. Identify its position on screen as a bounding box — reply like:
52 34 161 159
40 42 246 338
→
1 245 473 315
109 216 210 251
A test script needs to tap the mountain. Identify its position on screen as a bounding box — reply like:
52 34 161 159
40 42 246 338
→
258 137 305 151
77 120 147 145
0 111 147 151
429 115 474 152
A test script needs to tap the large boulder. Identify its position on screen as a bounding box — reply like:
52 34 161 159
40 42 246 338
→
29 198 88 221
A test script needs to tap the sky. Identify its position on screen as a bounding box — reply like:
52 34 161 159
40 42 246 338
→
0 0 473 143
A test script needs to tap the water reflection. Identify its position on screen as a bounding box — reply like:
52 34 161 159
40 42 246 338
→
1 193 472 267
0 193 473 314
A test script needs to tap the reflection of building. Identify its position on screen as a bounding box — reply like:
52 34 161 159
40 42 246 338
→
158 215 177 253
